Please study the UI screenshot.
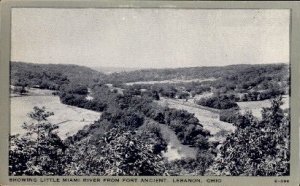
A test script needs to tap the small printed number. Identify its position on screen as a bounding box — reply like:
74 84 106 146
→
274 179 289 183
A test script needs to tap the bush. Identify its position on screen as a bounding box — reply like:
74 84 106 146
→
207 96 290 176
197 95 238 109
13 86 28 95
9 107 66 176
64 128 168 176
219 108 239 123
177 92 190 99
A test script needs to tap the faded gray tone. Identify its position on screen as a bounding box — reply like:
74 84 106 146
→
1 1 299 185
11 8 289 69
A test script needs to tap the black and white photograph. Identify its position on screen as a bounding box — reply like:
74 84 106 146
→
9 8 290 176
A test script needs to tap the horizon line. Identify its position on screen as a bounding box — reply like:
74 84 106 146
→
10 60 290 70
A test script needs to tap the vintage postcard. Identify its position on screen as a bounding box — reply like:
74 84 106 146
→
0 1 299 186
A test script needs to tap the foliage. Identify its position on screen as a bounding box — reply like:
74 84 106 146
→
140 103 211 147
137 120 168 154
64 127 168 176
12 86 28 95
177 91 190 99
107 64 288 83
9 107 66 176
207 96 290 176
59 84 111 112
196 94 239 109
12 70 69 90
10 62 290 176
219 108 239 123
10 61 106 88
10 107 168 176
166 149 215 176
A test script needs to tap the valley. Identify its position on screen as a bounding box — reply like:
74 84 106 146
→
9 61 290 176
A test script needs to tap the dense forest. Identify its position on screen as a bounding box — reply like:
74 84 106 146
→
9 61 290 176
10 61 107 88
106 63 288 83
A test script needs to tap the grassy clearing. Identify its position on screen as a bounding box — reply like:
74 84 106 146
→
125 78 216 85
10 86 55 97
11 89 101 140
237 95 289 119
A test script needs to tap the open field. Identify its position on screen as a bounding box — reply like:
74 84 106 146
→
237 95 289 119
193 92 214 101
11 89 101 139
125 78 216 85
10 86 55 97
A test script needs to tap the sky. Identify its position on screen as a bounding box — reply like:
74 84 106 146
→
11 8 290 69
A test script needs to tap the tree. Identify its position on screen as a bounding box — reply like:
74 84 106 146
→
196 95 238 109
64 127 168 176
9 107 66 175
207 96 289 176
178 92 190 100
13 86 28 95
13 76 29 95
138 120 167 154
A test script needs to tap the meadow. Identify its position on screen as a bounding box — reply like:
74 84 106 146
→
11 88 101 139
237 95 289 119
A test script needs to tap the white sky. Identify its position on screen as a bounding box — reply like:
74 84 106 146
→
11 8 290 69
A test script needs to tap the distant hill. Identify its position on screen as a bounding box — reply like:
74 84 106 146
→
10 61 107 87
92 66 142 74
10 62 289 89
106 63 290 83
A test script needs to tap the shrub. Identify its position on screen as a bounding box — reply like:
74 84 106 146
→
9 107 66 176
207 96 290 176
219 108 239 123
196 95 238 109
64 128 168 176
